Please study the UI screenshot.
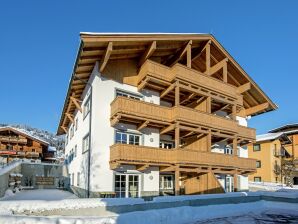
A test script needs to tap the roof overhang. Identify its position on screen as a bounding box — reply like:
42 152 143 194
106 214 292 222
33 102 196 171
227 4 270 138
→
57 33 277 135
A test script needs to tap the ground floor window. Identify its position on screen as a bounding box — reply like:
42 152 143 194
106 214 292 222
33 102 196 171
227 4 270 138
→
115 173 140 198
254 177 262 182
159 175 174 190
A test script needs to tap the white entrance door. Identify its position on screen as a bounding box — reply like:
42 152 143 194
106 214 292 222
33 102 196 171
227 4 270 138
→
115 174 140 198
225 175 234 192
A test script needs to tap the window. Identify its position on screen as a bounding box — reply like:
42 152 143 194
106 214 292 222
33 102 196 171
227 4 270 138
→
75 118 78 131
74 145 77 157
32 149 35 152
159 175 174 190
82 134 90 153
70 126 74 139
224 145 233 155
253 144 261 151
65 134 68 145
159 141 175 149
254 177 262 182
77 172 80 186
256 160 261 168
72 173 74 185
83 98 90 118
116 89 142 100
115 131 141 145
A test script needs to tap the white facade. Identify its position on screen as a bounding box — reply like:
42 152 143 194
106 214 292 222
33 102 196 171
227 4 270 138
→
64 62 250 197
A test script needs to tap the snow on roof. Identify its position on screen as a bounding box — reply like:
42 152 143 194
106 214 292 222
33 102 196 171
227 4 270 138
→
256 132 284 142
80 32 207 36
269 123 298 133
0 126 49 145
48 146 57 152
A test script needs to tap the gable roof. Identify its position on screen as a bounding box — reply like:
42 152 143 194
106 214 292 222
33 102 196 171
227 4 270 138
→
57 33 277 135
256 132 291 144
269 123 298 133
0 126 49 146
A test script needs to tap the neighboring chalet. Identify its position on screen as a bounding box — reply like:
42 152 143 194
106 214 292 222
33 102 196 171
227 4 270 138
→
249 124 298 185
0 126 56 164
57 33 277 198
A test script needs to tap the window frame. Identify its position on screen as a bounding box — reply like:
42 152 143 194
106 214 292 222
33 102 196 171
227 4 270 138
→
115 88 143 101
115 130 142 145
253 144 261 152
159 175 174 190
82 133 90 154
83 97 91 119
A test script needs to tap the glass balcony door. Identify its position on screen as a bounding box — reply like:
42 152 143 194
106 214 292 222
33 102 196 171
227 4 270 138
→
115 173 140 198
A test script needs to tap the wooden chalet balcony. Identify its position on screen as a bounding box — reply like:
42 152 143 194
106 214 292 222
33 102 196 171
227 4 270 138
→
110 97 255 140
138 60 243 106
0 136 27 144
110 144 257 174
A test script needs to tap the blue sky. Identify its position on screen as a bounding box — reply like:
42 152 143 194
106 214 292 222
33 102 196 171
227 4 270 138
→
0 0 297 134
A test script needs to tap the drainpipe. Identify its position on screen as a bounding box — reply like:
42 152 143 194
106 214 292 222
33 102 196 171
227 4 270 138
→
73 74 92 198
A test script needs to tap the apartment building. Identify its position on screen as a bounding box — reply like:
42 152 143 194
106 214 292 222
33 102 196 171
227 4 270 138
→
57 33 277 198
249 124 298 185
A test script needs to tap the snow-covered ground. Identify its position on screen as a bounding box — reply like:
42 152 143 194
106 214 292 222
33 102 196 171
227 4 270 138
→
0 189 77 201
0 189 297 224
249 181 298 191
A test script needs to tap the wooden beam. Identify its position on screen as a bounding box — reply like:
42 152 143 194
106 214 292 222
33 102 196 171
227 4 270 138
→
137 121 149 131
99 42 113 73
160 83 175 98
175 167 180 195
166 40 192 67
192 40 211 61
175 123 180 148
180 93 196 104
65 113 74 123
207 58 228 76
61 126 68 133
239 102 269 116
186 43 191 68
205 41 211 75
160 124 175 135
138 41 156 67
213 104 230 114
136 164 149 171
111 115 121 127
160 166 175 172
70 96 82 112
175 84 180 106
138 77 150 91
237 82 251 94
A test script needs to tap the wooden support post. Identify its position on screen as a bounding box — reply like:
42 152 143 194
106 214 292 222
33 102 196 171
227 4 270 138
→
186 43 191 68
175 168 180 195
232 105 237 121
206 96 211 113
233 173 238 192
175 83 180 106
205 42 211 75
207 130 212 152
233 137 238 156
223 61 228 83
175 123 180 148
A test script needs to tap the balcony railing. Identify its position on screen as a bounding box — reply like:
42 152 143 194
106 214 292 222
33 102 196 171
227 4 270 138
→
138 60 243 105
110 144 257 172
111 97 255 140
0 136 27 144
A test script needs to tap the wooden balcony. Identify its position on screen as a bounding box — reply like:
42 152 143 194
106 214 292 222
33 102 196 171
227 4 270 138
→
0 136 27 144
110 144 256 174
110 97 255 140
138 60 243 106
